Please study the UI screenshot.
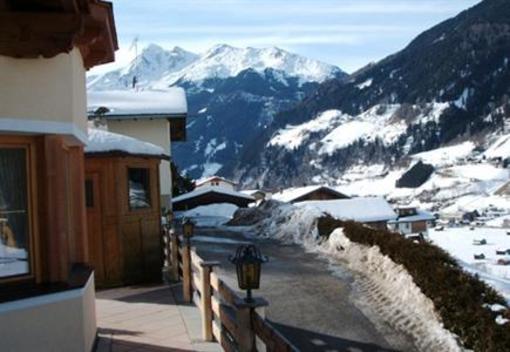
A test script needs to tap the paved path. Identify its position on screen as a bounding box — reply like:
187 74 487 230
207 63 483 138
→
193 228 418 352
95 285 221 352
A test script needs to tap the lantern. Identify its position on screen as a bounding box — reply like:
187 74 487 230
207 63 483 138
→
165 210 174 229
182 218 195 244
229 245 268 303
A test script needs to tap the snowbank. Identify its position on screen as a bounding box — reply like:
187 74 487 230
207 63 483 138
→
319 229 462 352
86 128 167 157
240 203 464 351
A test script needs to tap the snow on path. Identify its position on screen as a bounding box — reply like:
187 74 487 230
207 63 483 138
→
317 229 462 352
248 203 463 351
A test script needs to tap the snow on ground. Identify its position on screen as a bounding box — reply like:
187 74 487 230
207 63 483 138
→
0 242 28 277
174 203 239 227
201 162 223 178
429 226 510 302
240 202 463 351
268 110 346 150
86 128 167 157
411 142 475 167
320 229 462 351
319 105 406 155
485 134 510 159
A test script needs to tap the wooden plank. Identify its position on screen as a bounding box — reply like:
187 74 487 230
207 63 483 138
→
220 329 238 352
211 295 221 319
212 320 222 344
212 275 239 306
192 292 201 310
192 272 201 293
252 313 299 352
191 250 202 267
219 303 238 341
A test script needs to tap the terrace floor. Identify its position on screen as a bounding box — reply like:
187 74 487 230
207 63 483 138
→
95 283 221 352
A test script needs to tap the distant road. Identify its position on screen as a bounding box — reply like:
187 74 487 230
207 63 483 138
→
192 227 417 352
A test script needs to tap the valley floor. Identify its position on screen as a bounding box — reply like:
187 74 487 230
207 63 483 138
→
192 227 418 352
429 226 510 303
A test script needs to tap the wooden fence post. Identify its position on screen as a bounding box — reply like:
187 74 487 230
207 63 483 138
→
234 297 268 352
170 231 179 281
200 261 220 341
182 241 192 303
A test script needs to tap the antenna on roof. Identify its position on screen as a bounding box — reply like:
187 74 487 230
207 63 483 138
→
129 36 139 90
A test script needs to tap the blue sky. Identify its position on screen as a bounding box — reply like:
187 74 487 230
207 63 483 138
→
94 0 481 74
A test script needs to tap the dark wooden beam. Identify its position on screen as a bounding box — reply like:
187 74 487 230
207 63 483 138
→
59 0 79 13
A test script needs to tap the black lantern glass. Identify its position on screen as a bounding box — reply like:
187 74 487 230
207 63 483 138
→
182 218 195 243
165 210 174 229
229 245 268 302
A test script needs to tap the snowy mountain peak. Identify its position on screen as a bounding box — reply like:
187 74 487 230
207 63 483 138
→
87 43 344 91
177 44 343 85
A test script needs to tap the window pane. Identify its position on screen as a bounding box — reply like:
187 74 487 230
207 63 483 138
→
0 148 30 278
128 168 151 209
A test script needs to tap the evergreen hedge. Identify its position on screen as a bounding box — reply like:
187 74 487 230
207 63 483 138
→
317 217 510 351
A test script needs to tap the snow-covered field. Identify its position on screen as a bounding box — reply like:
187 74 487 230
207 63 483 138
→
429 226 510 302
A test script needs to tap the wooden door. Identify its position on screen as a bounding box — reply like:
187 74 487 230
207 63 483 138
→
85 173 106 283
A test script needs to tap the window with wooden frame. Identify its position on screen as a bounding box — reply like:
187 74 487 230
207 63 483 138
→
0 142 35 281
128 167 151 210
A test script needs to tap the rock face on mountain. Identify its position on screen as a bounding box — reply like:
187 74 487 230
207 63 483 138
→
87 44 345 179
234 0 510 188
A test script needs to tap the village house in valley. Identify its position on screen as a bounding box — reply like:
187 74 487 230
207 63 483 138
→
173 175 254 211
84 129 169 287
87 88 188 208
298 197 398 230
0 1 117 351
272 185 350 203
387 206 436 236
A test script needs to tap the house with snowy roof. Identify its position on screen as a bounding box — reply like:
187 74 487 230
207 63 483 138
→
84 129 168 287
297 197 397 229
87 88 187 208
173 186 255 211
387 206 436 235
196 175 237 191
272 185 350 203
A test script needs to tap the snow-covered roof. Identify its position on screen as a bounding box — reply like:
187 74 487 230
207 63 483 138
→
85 128 168 158
196 176 237 187
173 186 255 204
388 210 436 224
297 197 397 223
87 88 187 117
272 185 348 203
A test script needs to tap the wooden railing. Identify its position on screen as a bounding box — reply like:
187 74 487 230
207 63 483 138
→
166 228 299 352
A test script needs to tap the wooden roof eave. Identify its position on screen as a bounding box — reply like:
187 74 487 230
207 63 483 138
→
0 0 118 69
85 150 170 161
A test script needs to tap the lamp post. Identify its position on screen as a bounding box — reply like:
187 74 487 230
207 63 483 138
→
165 209 174 230
182 218 195 245
229 245 268 303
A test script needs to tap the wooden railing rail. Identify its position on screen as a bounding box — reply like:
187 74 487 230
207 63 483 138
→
166 228 299 352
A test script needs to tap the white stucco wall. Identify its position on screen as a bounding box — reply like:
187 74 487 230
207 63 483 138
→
0 48 87 143
106 119 172 207
0 273 97 352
